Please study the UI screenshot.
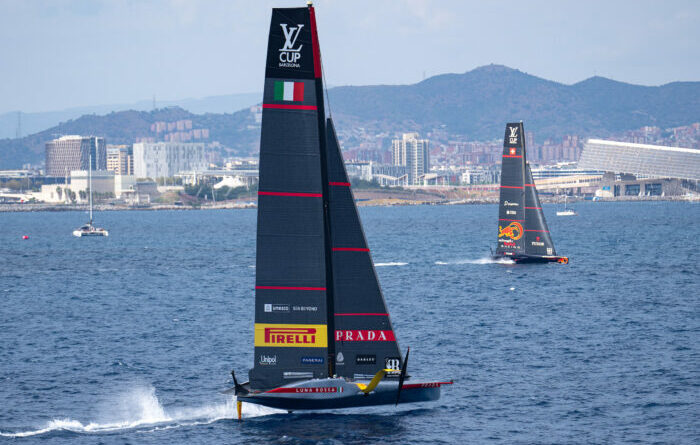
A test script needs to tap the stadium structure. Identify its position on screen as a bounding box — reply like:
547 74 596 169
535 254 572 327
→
578 139 700 198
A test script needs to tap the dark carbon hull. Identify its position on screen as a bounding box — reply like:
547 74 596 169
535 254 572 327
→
493 254 569 264
238 378 449 411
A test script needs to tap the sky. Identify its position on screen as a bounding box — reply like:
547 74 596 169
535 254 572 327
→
0 0 698 114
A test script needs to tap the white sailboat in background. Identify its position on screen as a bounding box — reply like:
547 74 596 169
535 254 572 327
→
73 152 109 237
556 195 577 216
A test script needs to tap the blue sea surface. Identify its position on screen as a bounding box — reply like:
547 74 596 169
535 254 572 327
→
0 202 698 444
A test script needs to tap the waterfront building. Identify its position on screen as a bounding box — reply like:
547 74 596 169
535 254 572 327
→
391 133 430 185
106 145 134 175
132 142 207 179
575 139 700 197
578 139 700 181
45 136 106 177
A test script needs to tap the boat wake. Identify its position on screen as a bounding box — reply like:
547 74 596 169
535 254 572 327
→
435 257 514 265
0 385 280 438
374 262 408 267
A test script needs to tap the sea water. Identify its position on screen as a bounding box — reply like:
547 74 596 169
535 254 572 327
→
0 202 698 444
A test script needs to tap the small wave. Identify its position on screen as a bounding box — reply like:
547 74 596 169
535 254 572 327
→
0 385 281 438
374 262 408 267
435 257 514 265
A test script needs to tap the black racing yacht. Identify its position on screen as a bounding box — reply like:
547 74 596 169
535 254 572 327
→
226 3 452 418
493 122 568 264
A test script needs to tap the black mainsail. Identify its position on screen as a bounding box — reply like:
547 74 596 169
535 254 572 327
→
250 6 329 391
496 122 527 257
495 122 568 264
233 3 451 413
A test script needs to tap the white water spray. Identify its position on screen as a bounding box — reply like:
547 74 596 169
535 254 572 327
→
435 256 514 265
0 385 281 438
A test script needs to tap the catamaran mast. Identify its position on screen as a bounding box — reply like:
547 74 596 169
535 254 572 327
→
88 151 93 225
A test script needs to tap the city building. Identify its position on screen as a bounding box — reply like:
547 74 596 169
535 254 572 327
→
530 162 603 180
106 145 134 175
460 167 500 185
132 142 207 179
578 139 700 181
392 133 430 185
45 136 106 177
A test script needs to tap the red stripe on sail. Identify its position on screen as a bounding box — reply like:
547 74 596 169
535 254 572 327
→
332 247 369 252
293 82 304 102
256 286 326 291
525 184 536 187
262 104 317 110
329 182 351 186
335 313 388 316
500 185 524 189
308 6 322 78
258 191 322 197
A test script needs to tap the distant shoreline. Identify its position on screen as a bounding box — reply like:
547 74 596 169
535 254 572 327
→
1 194 696 212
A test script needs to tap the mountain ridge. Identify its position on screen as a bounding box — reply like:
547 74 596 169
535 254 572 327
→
1 65 698 169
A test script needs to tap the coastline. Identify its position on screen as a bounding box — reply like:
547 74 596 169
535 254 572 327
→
0 193 695 212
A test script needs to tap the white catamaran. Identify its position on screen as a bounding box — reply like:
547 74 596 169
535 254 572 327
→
556 195 577 216
73 152 108 237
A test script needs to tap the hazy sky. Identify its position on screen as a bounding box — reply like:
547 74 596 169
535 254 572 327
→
1 0 697 113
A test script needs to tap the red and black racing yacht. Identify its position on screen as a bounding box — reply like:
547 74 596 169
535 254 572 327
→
493 122 569 264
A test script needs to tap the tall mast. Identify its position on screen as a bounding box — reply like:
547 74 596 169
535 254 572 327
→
88 151 93 224
520 122 527 228
308 3 336 377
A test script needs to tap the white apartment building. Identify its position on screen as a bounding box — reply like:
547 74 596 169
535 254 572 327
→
391 133 430 185
133 142 207 179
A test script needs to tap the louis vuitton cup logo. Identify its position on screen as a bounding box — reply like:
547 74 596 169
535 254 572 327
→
509 126 519 145
279 24 304 67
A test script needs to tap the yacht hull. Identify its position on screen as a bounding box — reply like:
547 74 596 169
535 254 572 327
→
73 230 108 237
237 377 450 411
493 254 568 264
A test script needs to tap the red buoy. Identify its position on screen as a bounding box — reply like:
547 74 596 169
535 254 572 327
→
22 235 29 240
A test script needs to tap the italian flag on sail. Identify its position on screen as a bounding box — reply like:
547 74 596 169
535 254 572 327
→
274 81 304 102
